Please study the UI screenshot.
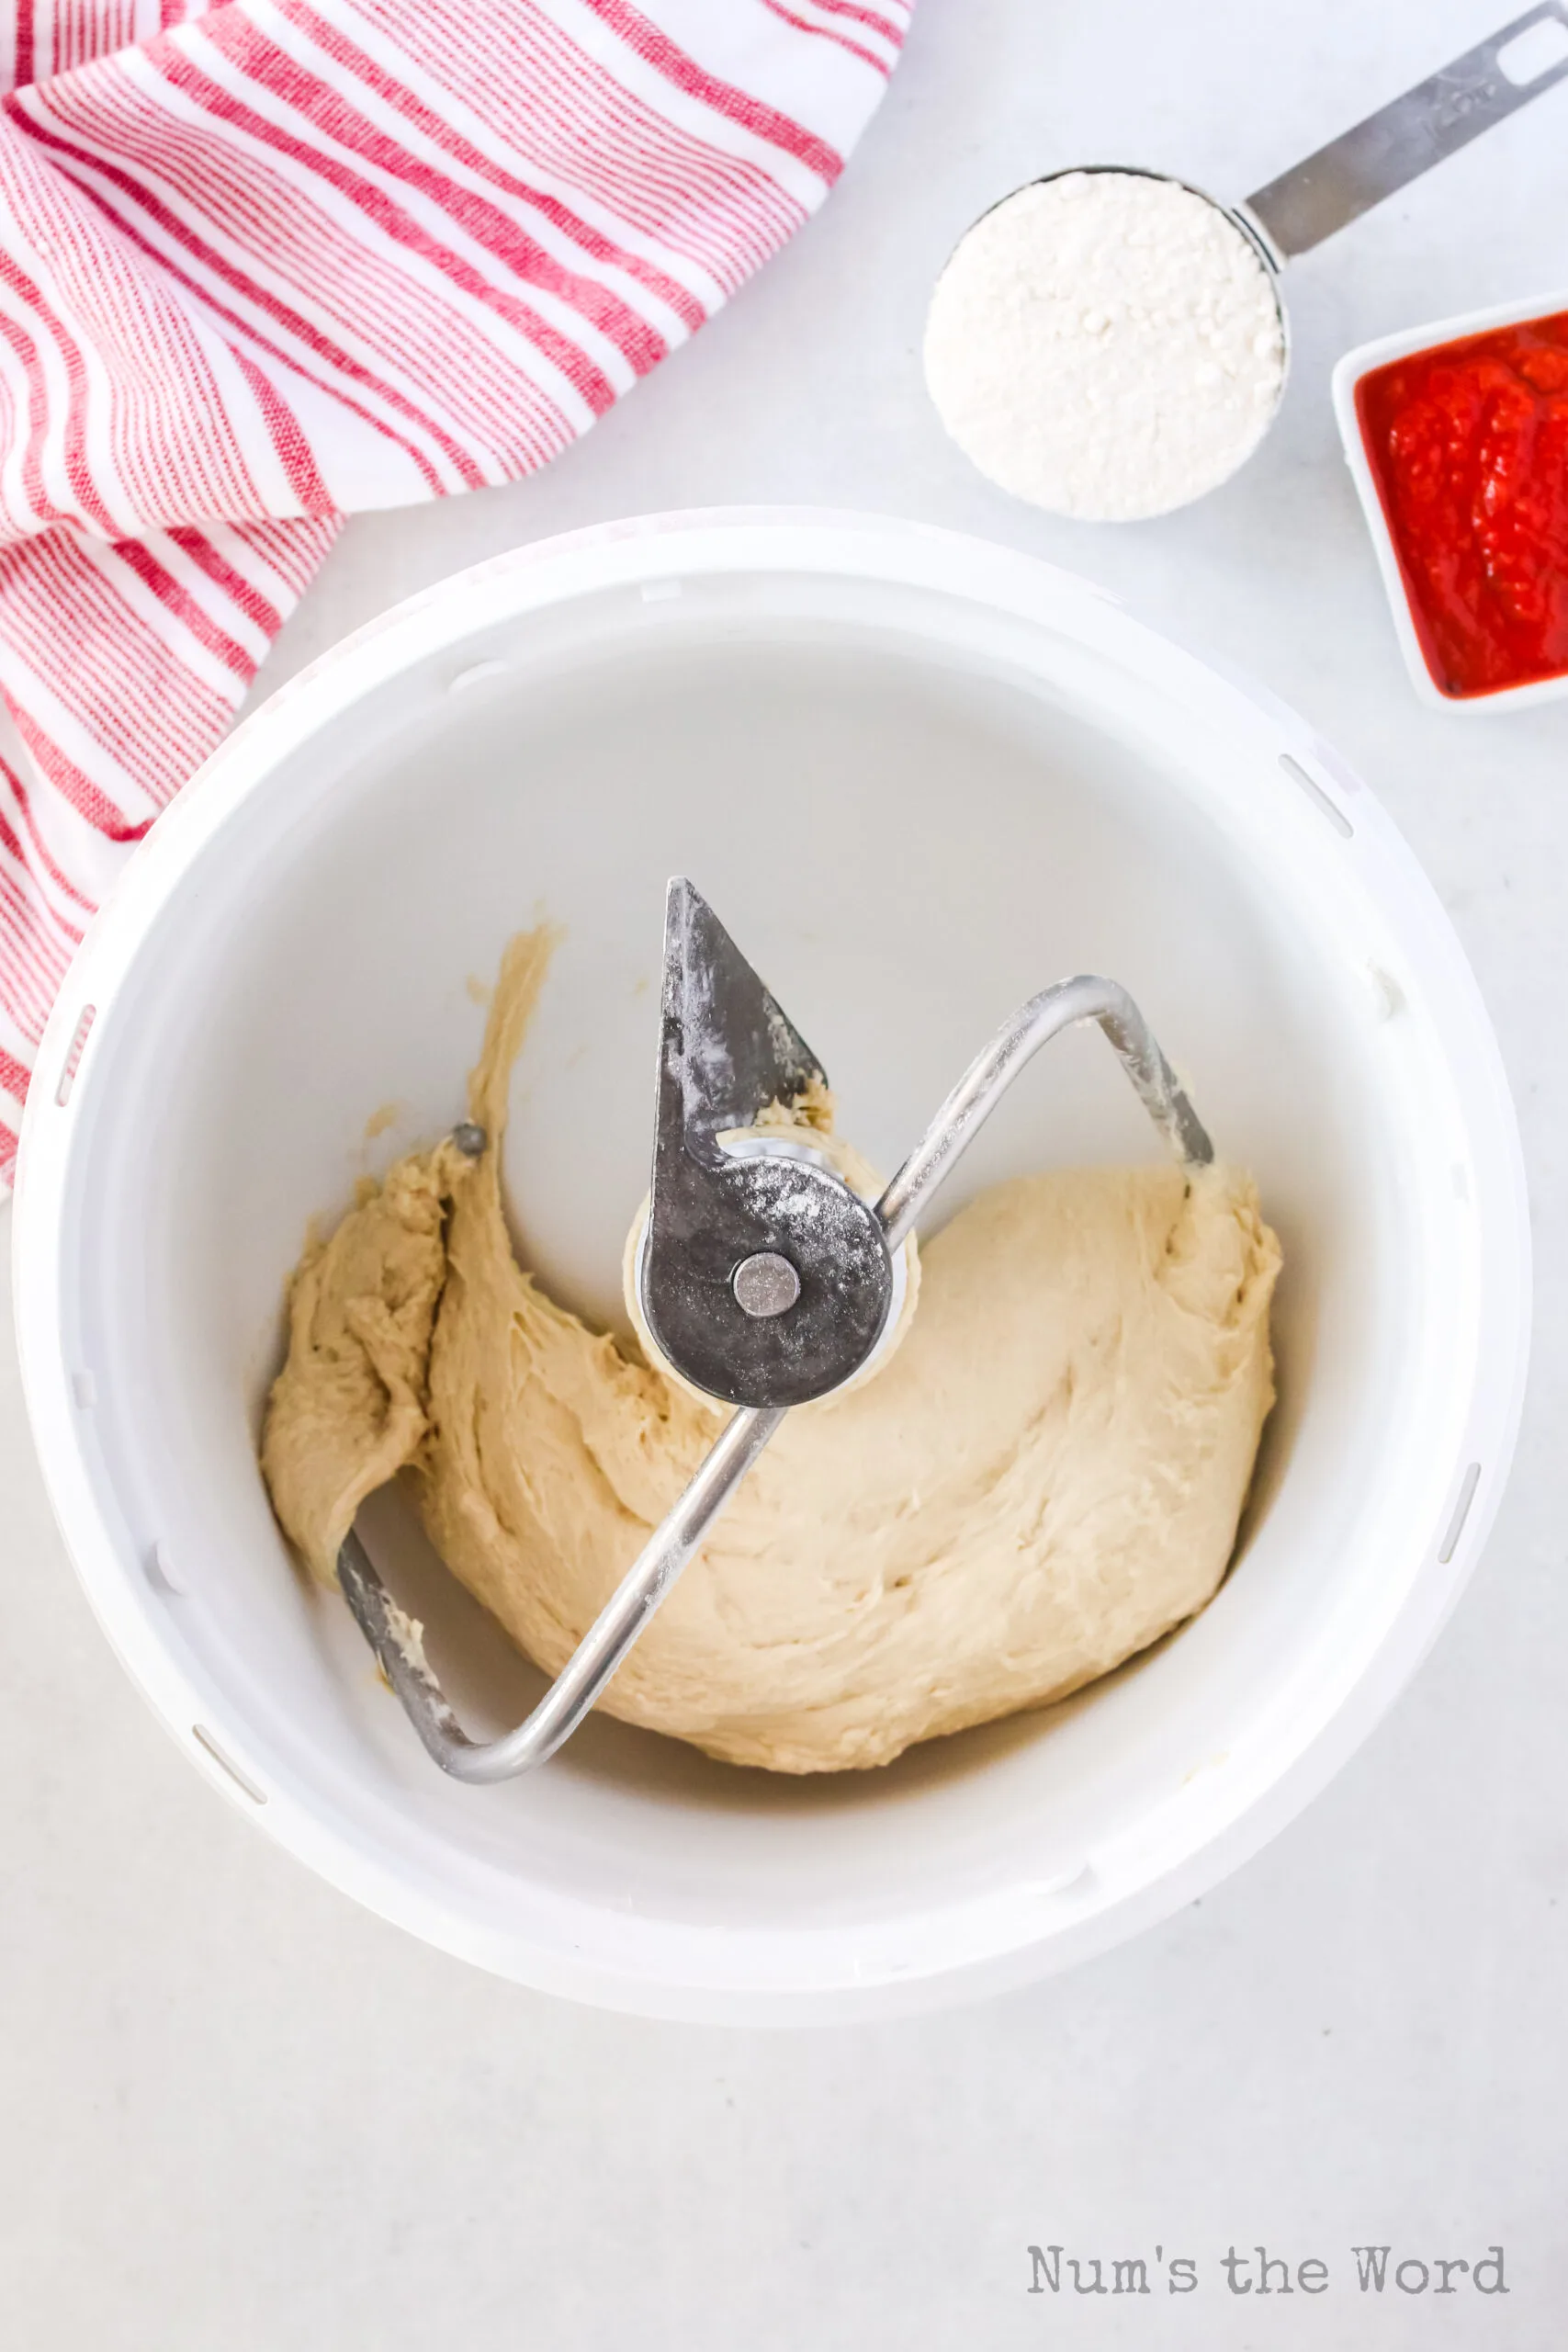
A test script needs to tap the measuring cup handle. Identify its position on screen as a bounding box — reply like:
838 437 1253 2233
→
1243 2 1568 259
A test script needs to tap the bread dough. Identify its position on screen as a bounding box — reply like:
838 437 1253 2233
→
261 928 1281 1773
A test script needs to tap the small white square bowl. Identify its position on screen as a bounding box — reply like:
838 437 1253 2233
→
1331 289 1568 715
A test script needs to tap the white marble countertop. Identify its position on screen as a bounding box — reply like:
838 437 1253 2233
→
5 0 1566 2341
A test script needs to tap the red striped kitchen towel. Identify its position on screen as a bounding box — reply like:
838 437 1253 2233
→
0 0 911 1184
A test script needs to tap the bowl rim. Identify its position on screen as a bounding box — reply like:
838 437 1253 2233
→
11 508 1534 2021
1330 288 1568 715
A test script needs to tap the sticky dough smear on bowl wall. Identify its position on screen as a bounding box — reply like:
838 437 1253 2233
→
261 925 1283 1775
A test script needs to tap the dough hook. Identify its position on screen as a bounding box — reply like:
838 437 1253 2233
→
336 878 1213 1781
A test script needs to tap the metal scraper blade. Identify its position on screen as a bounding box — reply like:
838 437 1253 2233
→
659 876 827 1160
641 877 895 1408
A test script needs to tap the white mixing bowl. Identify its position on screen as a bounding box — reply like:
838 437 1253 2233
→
13 512 1529 2022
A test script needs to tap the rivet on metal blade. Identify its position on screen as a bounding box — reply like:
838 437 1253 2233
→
732 1251 801 1317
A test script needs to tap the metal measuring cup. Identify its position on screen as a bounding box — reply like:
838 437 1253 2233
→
1241 2 1568 266
928 3 1568 518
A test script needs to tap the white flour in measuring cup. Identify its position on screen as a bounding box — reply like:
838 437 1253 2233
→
924 171 1287 522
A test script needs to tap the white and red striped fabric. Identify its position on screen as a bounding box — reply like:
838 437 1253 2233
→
0 0 910 1183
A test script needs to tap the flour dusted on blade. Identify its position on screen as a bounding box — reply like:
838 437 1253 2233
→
924 172 1286 521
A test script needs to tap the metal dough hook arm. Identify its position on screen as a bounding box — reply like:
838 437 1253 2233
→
336 973 1212 1781
876 973 1212 1250
337 1405 784 1783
